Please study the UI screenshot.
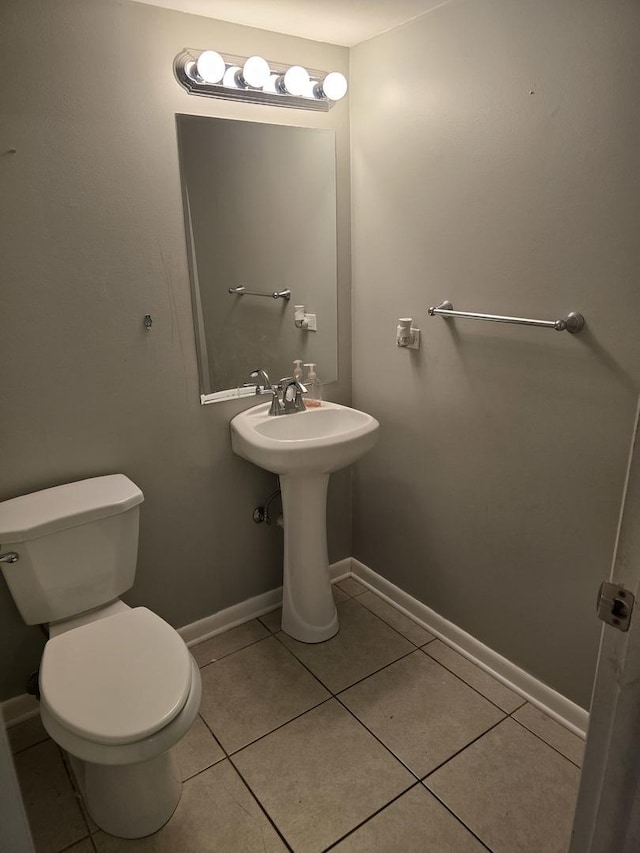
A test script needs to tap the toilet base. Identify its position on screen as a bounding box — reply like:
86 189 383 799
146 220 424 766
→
70 748 182 838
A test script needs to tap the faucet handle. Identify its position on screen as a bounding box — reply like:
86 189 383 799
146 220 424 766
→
293 382 307 411
278 377 307 391
278 377 307 412
269 394 284 416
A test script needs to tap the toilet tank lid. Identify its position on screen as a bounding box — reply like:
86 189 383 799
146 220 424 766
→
0 475 144 543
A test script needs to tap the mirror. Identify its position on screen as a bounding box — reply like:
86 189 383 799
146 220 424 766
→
176 115 338 403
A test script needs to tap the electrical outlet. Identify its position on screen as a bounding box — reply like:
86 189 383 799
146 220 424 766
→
406 328 420 349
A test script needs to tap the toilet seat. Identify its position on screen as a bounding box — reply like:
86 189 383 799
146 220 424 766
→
40 607 192 745
40 656 202 767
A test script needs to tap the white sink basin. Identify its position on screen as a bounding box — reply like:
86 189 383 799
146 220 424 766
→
229 400 379 645
230 401 379 475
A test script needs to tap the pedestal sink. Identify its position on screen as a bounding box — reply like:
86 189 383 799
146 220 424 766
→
230 401 379 642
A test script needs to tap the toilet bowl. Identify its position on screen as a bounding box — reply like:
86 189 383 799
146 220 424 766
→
0 475 203 839
39 605 202 838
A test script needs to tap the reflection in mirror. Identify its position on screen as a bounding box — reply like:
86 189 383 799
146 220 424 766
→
176 115 338 403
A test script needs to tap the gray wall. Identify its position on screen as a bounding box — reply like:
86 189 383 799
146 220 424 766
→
350 0 640 709
0 0 351 700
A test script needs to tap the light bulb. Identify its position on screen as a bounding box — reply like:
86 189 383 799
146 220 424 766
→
302 78 319 99
263 74 279 93
223 65 241 88
322 71 348 101
184 60 198 80
283 65 310 97
242 55 270 88
195 50 225 84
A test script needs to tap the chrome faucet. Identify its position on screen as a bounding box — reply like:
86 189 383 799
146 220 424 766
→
248 369 307 415
249 368 273 393
249 368 282 416
278 377 307 414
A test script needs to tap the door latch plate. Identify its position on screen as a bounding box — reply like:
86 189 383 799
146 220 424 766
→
597 582 635 632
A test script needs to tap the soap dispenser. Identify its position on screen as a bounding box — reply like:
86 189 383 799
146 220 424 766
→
293 359 303 381
303 363 322 407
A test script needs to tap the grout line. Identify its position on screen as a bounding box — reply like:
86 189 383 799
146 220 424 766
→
178 715 226 782
351 568 588 737
349 591 435 650
215 687 418 853
7 728 50 757
195 627 274 670
347 584 545 735
422 716 507 780
184 710 295 851
508 713 583 770
320 781 423 852
257 615 279 633
333 694 421 781
417 643 523 717
194 582 575 850
332 647 418 694
420 786 495 852
198 690 334 762
273 625 417 697
197 628 419 783
335 579 364 596
197 713 231 758
10 737 51 757
226 754 295 853
57 835 98 853
197 710 224 749
56 744 95 849
226 695 334 757
193 623 431 847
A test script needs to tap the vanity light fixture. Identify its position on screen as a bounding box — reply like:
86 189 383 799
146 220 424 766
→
174 49 348 111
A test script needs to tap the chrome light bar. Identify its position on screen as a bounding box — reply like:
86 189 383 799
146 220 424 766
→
174 49 347 112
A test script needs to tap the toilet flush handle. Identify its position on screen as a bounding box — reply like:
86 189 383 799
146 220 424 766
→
0 551 19 563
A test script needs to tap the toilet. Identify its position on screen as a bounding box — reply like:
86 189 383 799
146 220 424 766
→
0 474 202 839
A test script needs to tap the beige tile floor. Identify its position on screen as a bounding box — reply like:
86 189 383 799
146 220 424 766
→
9 577 584 853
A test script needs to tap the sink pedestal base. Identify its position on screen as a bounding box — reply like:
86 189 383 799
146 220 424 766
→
280 473 339 643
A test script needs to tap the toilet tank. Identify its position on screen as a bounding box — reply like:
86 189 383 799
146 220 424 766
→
0 475 144 625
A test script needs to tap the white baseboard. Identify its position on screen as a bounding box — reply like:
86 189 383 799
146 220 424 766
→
1 558 354 727
179 557 352 647
329 557 352 582
1 693 39 728
3 556 586 738
178 586 283 647
351 558 589 738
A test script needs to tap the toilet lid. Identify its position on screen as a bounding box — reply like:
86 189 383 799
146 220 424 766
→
40 607 192 745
